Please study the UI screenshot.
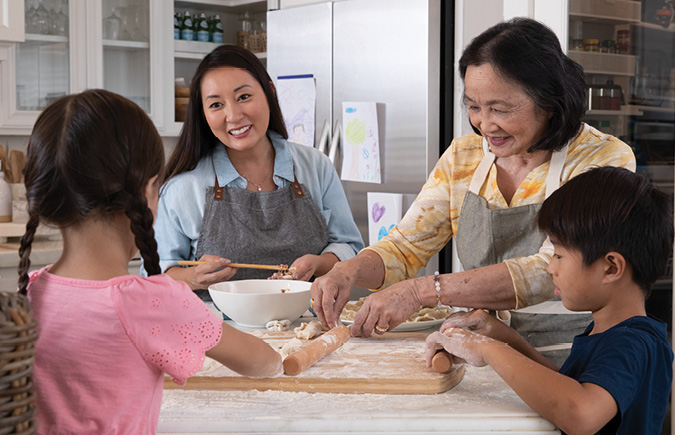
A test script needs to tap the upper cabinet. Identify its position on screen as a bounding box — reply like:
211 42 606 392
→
0 0 266 136
167 0 267 136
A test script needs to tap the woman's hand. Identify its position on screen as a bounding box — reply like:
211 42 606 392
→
310 260 358 328
181 254 237 290
425 329 495 367
350 280 423 337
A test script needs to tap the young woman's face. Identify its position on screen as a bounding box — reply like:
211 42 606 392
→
464 64 551 158
547 243 607 312
200 67 271 153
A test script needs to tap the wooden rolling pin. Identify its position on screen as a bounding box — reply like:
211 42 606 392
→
283 325 350 376
431 350 454 374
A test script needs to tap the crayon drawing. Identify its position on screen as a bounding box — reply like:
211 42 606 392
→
276 75 316 147
367 192 403 245
341 102 381 183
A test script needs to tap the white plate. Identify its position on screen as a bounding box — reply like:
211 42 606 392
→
340 318 445 332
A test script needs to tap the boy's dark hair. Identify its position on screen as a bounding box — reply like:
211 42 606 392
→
165 44 287 183
538 166 673 294
19 89 165 294
459 17 586 153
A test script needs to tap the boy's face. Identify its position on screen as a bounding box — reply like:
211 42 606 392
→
547 243 608 312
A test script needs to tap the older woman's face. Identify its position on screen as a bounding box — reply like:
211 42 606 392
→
464 64 550 158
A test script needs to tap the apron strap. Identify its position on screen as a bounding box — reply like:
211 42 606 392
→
468 139 496 194
213 174 224 201
544 144 568 198
290 173 305 198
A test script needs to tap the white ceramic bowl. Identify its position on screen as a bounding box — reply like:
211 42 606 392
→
208 279 312 328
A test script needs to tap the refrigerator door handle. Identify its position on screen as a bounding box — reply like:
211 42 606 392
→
328 120 341 164
317 119 331 154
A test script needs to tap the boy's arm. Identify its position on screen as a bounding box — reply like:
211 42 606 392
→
426 329 618 434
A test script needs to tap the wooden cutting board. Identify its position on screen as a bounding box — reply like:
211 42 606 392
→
164 331 464 395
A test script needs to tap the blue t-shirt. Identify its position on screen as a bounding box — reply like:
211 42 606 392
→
559 315 673 434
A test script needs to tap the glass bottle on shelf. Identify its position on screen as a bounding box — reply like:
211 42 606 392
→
104 8 122 40
181 11 194 41
211 14 223 43
196 13 209 42
174 11 183 40
237 11 252 50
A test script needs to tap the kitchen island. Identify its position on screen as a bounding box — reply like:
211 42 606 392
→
157 321 559 434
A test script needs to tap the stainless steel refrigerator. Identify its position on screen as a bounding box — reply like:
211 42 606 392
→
267 0 449 288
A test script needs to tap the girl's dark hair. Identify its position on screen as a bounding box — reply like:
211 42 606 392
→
18 89 165 294
538 166 674 295
459 17 586 153
165 44 287 182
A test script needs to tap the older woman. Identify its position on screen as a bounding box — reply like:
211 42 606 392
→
312 18 635 357
150 45 363 301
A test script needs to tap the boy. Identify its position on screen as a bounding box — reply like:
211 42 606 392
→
426 166 673 434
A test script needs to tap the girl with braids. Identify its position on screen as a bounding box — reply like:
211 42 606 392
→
20 89 282 434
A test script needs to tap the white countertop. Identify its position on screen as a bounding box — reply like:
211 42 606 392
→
157 321 559 434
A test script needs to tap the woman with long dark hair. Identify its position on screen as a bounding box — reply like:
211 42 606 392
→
151 45 363 302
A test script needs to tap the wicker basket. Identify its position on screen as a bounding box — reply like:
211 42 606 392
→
0 292 38 434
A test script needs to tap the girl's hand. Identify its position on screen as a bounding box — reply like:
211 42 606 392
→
350 280 422 338
425 329 495 367
187 254 237 290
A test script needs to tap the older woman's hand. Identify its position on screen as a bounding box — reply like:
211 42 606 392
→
310 260 357 328
425 329 495 367
349 280 423 337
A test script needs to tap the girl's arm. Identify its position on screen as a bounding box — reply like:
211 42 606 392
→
426 329 617 434
206 323 283 378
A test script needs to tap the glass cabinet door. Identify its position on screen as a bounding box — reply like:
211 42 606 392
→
568 0 674 331
17 0 70 111
102 0 150 113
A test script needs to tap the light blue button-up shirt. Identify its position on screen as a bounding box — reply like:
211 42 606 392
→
148 131 364 274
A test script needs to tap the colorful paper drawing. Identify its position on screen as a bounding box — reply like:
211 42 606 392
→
367 192 403 245
341 102 381 183
276 75 316 147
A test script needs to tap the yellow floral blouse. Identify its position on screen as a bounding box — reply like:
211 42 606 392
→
366 123 636 308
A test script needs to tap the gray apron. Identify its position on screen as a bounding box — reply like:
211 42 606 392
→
193 158 329 302
456 139 590 367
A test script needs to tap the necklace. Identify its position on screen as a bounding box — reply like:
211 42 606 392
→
241 169 271 192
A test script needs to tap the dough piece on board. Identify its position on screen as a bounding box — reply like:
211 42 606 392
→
266 319 291 331
277 337 304 360
294 320 326 339
340 297 453 323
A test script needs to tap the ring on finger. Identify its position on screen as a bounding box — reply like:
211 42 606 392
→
375 325 388 333
310 298 315 309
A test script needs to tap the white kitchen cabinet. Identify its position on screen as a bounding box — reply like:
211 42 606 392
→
166 0 266 136
0 0 266 136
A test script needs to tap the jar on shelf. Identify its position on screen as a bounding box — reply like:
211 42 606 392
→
571 39 584 51
583 39 599 52
617 30 630 54
607 80 623 110
587 84 602 110
598 84 612 110
237 12 252 50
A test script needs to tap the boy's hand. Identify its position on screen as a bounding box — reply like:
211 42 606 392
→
425 329 495 367
440 309 517 344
